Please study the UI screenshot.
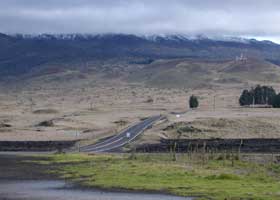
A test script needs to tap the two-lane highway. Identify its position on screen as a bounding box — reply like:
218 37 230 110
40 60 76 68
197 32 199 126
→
80 115 164 153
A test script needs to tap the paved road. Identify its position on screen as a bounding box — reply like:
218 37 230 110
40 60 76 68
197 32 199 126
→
80 115 164 153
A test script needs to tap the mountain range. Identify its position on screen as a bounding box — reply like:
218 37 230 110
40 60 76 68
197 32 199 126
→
1 33 280 87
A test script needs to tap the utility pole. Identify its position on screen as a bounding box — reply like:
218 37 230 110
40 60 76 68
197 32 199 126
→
213 95 216 111
76 130 80 152
90 101 94 110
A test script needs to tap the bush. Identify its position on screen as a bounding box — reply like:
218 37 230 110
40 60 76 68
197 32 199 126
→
189 95 199 108
36 120 54 127
145 96 154 103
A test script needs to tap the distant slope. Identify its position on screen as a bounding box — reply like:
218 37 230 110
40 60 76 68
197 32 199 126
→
127 58 280 88
1 33 280 79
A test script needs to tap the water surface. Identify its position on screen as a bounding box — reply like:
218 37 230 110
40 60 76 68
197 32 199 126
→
0 180 193 200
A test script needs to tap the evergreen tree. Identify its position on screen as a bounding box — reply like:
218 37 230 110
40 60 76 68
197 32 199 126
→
253 85 263 104
239 85 276 106
239 89 253 106
189 95 199 109
272 94 280 108
263 86 276 105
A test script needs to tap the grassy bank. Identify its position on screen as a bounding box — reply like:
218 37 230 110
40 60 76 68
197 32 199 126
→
34 153 280 200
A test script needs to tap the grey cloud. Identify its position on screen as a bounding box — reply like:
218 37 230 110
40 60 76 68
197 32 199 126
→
1 0 280 41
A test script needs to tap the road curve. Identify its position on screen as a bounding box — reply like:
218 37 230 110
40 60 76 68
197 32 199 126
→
80 115 164 153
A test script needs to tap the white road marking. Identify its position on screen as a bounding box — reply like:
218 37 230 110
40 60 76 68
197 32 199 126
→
81 115 163 152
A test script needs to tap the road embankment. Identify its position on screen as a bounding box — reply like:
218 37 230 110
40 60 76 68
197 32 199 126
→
0 141 76 152
136 138 280 153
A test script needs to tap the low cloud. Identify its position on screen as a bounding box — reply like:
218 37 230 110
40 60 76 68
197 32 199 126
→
1 0 280 41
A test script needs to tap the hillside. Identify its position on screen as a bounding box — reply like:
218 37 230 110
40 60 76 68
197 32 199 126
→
0 34 280 72
1 33 280 88
125 58 280 88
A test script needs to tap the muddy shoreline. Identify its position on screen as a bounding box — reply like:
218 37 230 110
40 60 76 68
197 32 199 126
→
0 154 193 200
0 154 57 181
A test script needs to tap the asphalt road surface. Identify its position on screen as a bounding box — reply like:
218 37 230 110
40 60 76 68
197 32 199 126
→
80 115 164 153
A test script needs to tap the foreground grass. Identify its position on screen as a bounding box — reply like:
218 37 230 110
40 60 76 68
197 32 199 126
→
34 153 280 200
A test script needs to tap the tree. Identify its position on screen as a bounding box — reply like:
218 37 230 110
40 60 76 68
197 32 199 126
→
253 85 263 104
263 86 276 105
272 93 280 108
189 95 199 109
239 85 276 106
239 89 253 106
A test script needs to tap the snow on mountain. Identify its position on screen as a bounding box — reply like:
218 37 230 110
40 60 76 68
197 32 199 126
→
9 33 274 45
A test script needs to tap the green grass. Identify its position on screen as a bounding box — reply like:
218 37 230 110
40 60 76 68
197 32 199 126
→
34 153 280 200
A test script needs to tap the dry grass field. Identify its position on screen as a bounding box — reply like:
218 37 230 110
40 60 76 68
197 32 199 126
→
1 73 280 144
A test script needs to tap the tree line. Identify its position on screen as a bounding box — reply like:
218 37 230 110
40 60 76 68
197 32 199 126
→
239 85 280 108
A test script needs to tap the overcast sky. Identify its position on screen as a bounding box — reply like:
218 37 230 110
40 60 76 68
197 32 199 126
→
1 0 280 43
